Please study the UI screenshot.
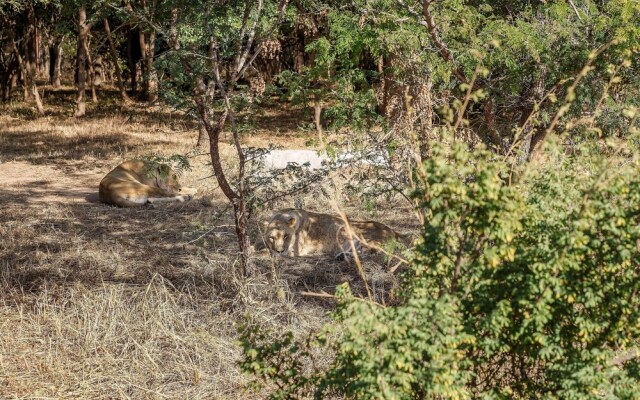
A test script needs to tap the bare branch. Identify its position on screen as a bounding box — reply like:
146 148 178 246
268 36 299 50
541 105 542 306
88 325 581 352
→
237 0 290 80
233 1 253 75
333 203 373 301
568 0 583 21
239 0 264 73
300 290 386 307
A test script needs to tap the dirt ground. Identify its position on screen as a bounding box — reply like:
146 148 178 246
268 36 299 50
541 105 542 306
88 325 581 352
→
0 87 412 399
0 160 101 204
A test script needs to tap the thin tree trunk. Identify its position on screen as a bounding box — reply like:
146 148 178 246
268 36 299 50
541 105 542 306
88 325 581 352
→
1 83 7 103
82 38 98 102
9 73 18 97
197 94 254 276
313 96 324 147
294 31 304 72
523 65 548 162
127 29 138 95
35 24 40 76
42 35 50 80
54 43 62 86
293 0 305 73
25 5 37 100
138 30 148 99
74 6 88 117
417 78 433 160
233 198 253 277
93 56 104 85
170 8 180 50
196 120 208 147
481 98 503 150
135 0 158 102
49 37 63 87
6 20 43 114
146 31 158 102
104 19 129 102
0 66 15 102
188 0 287 278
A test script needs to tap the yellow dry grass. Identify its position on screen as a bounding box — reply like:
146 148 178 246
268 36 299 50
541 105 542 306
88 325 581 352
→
0 86 412 399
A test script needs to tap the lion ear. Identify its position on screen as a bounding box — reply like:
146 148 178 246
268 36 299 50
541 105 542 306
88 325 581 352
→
287 217 297 227
261 220 269 229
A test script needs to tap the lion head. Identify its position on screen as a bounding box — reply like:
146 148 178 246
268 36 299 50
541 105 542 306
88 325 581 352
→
263 212 298 253
152 164 183 193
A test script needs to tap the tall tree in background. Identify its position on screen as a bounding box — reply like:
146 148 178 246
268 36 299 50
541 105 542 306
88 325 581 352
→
103 17 129 102
74 4 89 117
124 0 159 102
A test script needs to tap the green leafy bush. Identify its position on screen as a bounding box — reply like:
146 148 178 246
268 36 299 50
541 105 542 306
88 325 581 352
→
241 139 640 399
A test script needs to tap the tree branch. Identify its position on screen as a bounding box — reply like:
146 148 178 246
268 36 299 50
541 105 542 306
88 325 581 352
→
237 0 290 80
396 0 467 83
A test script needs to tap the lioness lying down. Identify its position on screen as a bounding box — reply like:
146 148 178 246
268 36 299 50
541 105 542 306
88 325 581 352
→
99 160 196 207
263 208 406 259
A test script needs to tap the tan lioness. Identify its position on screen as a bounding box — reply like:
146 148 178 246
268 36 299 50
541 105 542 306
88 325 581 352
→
263 208 406 259
99 160 196 207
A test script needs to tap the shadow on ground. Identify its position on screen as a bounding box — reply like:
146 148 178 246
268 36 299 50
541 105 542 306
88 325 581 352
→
0 129 175 164
4 85 199 126
0 188 393 308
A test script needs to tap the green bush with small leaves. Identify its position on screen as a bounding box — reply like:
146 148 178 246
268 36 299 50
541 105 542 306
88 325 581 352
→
241 138 640 399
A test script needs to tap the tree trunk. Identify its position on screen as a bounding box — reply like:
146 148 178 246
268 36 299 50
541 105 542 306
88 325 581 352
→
25 5 37 101
106 59 114 83
313 97 324 147
93 56 104 86
1 83 7 103
35 25 41 77
138 30 148 99
6 18 43 114
42 36 49 80
104 19 129 102
196 96 254 276
416 79 433 161
376 54 398 119
196 120 208 147
1 71 11 102
49 37 63 87
294 30 304 72
0 52 19 103
127 29 139 95
524 66 548 162
10 73 18 97
146 31 158 102
82 38 98 102
74 6 88 117
170 8 180 50
187 0 287 278
480 98 503 150
138 29 157 102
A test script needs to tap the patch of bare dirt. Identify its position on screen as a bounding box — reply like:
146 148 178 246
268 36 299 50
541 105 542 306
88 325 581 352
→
0 160 103 205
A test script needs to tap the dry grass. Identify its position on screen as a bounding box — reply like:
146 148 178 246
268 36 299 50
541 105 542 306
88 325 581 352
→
0 85 414 399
